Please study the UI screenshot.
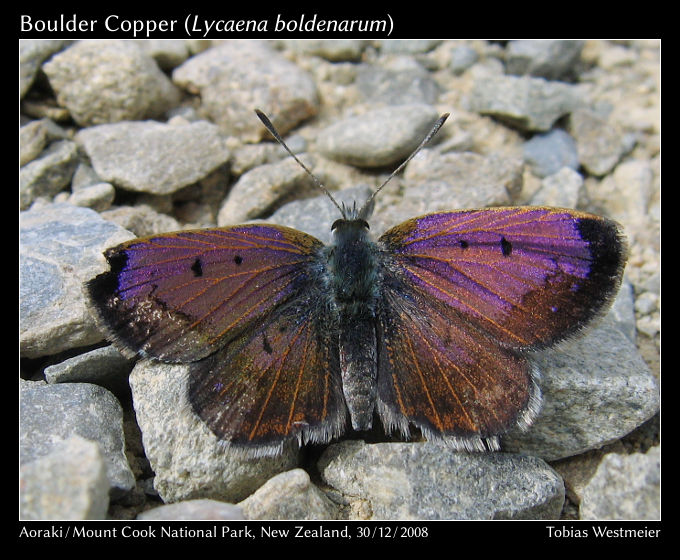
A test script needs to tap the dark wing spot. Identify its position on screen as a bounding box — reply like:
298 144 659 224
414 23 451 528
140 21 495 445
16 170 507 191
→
262 333 273 354
191 258 203 277
500 237 512 257
459 239 469 249
234 255 243 265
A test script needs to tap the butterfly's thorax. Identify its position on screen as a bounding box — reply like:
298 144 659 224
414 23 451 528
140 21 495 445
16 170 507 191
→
327 219 380 431
328 220 380 313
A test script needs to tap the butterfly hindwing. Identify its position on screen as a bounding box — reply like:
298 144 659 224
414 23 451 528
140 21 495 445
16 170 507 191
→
187 292 347 455
87 224 324 363
376 271 540 450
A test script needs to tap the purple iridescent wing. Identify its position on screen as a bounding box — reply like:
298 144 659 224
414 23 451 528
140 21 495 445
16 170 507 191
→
375 207 627 447
87 224 324 362
88 224 347 451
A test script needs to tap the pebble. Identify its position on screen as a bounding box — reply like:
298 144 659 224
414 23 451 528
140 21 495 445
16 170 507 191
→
579 446 660 520
100 204 182 238
316 104 441 167
569 108 631 176
19 204 134 357
355 64 440 105
20 435 110 520
502 311 659 461
467 74 582 131
137 499 243 521
238 469 340 520
506 40 585 80
67 182 116 212
529 167 584 208
128 359 298 504
283 39 367 62
20 140 79 210
523 129 580 178
449 45 479 74
19 39 659 521
19 119 49 166
19 40 72 97
75 120 230 195
43 40 180 126
217 154 318 225
172 41 319 141
44 345 135 397
319 441 565 520
380 150 523 230
20 380 135 499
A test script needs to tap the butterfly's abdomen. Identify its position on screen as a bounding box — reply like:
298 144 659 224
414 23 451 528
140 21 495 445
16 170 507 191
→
328 220 380 431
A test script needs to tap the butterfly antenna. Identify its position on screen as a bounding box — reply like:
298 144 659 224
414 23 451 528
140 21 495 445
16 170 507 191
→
255 109 346 219
359 113 450 219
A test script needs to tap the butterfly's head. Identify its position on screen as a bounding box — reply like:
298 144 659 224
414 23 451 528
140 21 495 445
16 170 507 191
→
331 215 370 236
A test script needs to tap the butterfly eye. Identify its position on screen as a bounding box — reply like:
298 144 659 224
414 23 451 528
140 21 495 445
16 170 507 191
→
331 219 342 231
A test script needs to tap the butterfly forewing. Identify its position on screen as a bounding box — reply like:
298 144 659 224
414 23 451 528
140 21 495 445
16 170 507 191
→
87 224 324 362
378 207 627 350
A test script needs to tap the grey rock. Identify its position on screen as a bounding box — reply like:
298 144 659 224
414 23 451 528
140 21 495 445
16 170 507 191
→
316 104 440 168
580 446 660 520
43 40 180 126
319 441 564 520
100 205 181 238
20 380 135 497
375 150 522 232
550 446 620 505
138 499 244 520
20 39 71 97
71 162 103 190
20 435 110 520
173 41 319 141
523 129 580 178
76 120 230 195
44 345 135 396
129 360 298 504
20 119 49 166
67 182 116 212
609 281 638 342
503 317 660 461
506 40 585 80
133 39 191 70
529 167 584 208
468 75 582 131
450 46 479 74
356 65 440 105
284 40 367 62
239 469 340 520
592 159 655 225
19 204 135 358
20 140 80 209
217 154 318 225
569 109 630 176
378 40 442 54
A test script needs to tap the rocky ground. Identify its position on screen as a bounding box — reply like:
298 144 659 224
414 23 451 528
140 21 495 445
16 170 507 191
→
20 39 660 521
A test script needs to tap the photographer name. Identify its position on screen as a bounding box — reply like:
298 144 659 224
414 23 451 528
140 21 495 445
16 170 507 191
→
547 525 660 539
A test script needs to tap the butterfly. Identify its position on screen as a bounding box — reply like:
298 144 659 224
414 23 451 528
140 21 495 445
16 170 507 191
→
87 110 627 457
